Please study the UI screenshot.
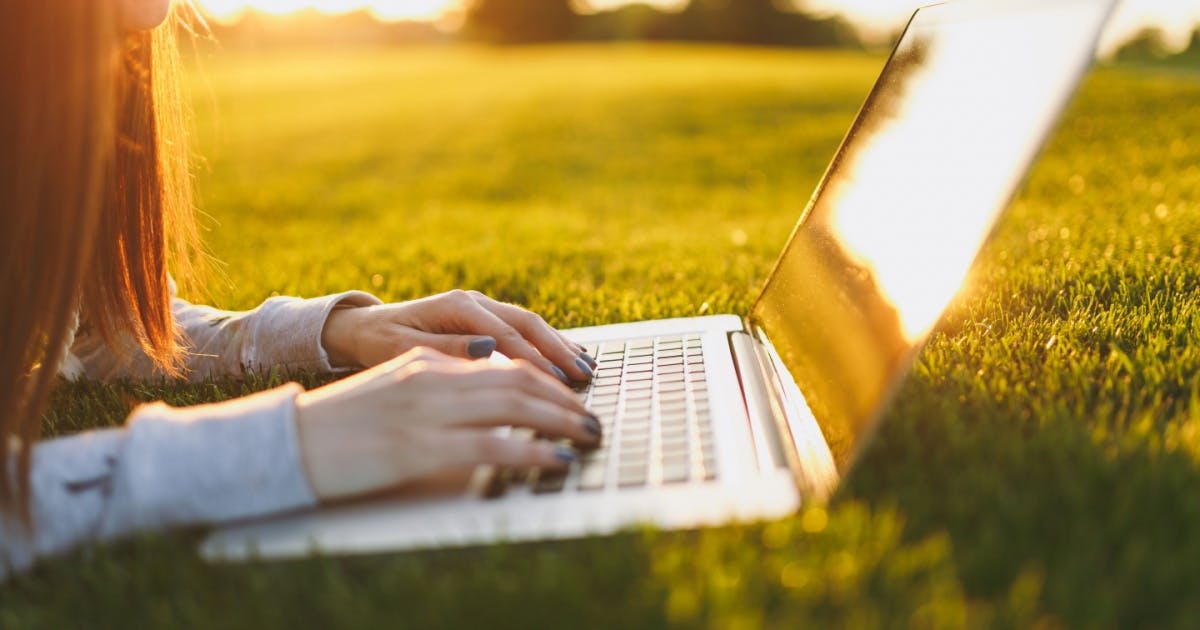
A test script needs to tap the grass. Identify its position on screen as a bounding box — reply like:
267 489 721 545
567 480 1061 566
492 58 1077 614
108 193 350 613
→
3 44 1200 628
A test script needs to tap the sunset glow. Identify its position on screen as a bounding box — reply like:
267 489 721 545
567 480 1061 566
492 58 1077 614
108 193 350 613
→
193 0 1200 52
198 0 458 21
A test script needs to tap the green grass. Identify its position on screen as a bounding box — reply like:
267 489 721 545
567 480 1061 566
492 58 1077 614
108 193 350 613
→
4 45 1200 628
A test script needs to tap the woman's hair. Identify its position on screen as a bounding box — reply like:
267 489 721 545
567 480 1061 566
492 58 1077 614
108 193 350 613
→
0 1 200 523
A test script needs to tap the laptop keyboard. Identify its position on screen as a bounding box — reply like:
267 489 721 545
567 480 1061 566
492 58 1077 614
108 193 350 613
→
517 335 718 495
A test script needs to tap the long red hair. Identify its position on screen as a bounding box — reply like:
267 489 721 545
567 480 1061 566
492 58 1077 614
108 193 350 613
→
0 1 199 523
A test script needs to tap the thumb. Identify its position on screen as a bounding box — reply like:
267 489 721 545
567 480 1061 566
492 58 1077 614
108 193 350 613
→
400 330 497 360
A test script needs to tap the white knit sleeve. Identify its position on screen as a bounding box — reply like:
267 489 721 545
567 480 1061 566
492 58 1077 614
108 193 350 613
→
68 289 382 382
0 385 316 575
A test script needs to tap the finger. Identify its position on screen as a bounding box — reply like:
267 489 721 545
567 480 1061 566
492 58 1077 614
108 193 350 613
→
395 329 498 360
456 361 590 416
559 333 596 369
444 389 601 446
448 298 572 383
439 432 580 470
386 345 459 369
468 292 594 381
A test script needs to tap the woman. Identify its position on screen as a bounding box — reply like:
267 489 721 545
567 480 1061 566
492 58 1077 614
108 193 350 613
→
0 0 599 572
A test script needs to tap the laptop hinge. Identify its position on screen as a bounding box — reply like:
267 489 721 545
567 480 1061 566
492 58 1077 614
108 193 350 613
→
729 331 789 474
729 329 839 500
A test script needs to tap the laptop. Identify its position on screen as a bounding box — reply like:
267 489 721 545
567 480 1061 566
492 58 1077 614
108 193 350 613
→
203 0 1119 561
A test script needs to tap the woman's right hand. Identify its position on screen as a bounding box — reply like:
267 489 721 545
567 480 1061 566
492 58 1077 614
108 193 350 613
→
293 347 602 502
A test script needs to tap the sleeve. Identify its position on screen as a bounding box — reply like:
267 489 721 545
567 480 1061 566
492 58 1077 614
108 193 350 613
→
67 284 382 382
0 384 317 575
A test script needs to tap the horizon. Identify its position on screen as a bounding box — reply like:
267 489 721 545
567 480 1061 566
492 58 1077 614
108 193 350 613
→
195 0 1200 53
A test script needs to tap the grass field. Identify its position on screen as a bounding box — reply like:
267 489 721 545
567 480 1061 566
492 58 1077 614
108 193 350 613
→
4 45 1200 628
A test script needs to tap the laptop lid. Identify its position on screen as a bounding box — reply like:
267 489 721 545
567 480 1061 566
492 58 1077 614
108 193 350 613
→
749 0 1118 474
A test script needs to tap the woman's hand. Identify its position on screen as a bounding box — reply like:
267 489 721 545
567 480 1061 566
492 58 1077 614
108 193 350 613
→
321 290 597 383
294 347 602 502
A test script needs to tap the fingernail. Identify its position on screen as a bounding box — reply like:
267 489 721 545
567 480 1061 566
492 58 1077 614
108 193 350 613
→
582 414 602 438
554 445 578 464
551 365 569 383
579 352 598 369
575 357 595 379
467 337 497 359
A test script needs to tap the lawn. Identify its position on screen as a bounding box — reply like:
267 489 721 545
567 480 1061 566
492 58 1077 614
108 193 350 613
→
4 45 1200 628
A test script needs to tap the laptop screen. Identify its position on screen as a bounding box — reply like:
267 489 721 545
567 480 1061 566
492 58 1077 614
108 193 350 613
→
750 0 1116 472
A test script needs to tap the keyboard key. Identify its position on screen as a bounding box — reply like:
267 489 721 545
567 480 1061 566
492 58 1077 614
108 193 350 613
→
618 465 648 487
533 469 568 494
661 412 688 426
626 390 653 403
661 394 688 406
701 454 718 480
621 426 650 441
661 463 691 483
660 439 690 458
593 401 618 414
661 438 689 456
578 461 607 490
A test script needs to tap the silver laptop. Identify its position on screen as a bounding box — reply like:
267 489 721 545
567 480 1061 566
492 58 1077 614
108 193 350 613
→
203 0 1118 561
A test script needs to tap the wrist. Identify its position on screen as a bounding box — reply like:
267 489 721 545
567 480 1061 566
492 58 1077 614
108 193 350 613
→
321 306 362 369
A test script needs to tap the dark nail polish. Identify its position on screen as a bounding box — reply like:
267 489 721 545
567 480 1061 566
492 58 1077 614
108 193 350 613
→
554 445 579 464
467 337 497 359
551 365 569 383
575 357 595 379
582 414 602 438
579 352 598 369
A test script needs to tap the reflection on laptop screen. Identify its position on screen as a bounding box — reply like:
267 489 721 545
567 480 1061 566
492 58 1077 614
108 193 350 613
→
751 0 1115 470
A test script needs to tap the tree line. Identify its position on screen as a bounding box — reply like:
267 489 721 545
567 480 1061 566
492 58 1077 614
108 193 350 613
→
464 0 861 48
1114 26 1200 65
201 2 1200 59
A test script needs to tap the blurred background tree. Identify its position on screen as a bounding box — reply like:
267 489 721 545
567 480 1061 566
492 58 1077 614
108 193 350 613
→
1181 28 1200 61
1114 26 1171 62
647 0 859 47
461 0 858 47
465 0 577 44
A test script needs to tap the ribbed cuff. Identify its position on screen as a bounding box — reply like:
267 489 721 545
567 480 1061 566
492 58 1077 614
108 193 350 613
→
251 291 382 373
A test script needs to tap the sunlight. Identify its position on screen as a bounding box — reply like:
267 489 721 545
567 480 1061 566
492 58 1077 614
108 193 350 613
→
751 0 1116 468
197 0 455 22
190 0 1196 55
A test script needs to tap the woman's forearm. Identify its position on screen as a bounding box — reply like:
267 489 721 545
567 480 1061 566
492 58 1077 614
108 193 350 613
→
67 289 382 382
0 385 317 575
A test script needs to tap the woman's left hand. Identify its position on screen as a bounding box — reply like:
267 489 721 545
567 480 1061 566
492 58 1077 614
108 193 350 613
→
320 290 596 383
